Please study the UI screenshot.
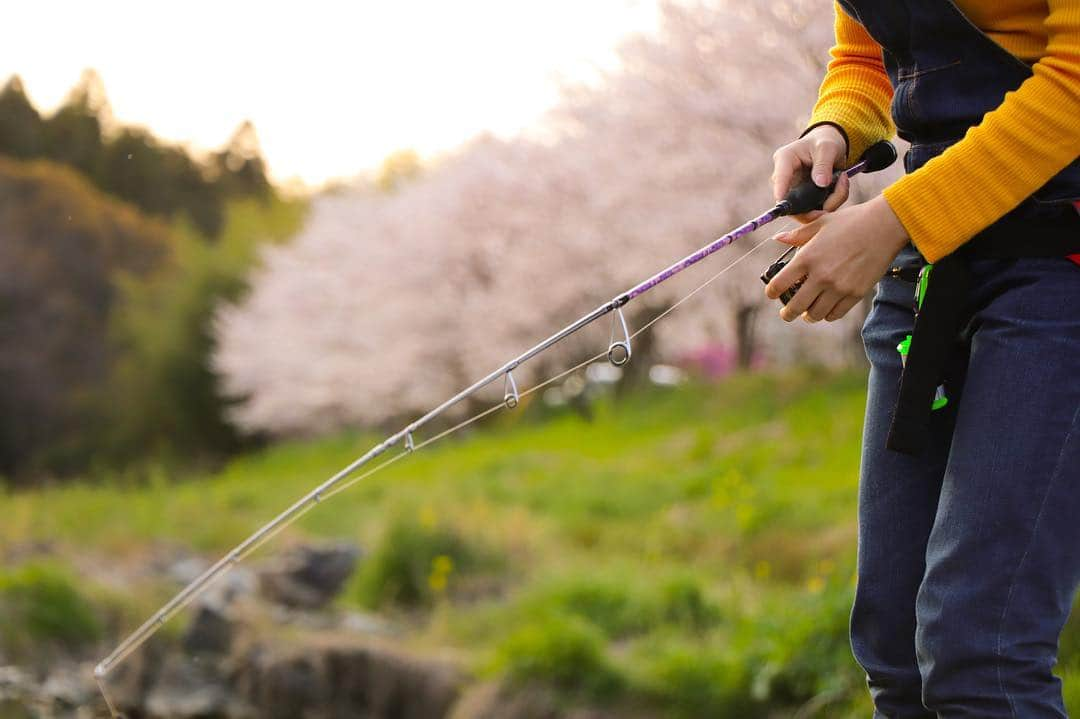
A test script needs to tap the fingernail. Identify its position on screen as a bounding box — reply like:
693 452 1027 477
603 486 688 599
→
772 231 789 242
814 172 829 186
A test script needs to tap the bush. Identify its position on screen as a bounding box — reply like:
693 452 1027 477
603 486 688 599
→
0 563 102 658
493 613 624 700
534 577 654 638
355 516 495 609
519 573 720 640
751 579 862 707
639 643 764 719
633 578 859 716
656 574 722 632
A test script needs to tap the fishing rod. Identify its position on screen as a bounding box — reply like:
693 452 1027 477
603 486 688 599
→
94 140 897 716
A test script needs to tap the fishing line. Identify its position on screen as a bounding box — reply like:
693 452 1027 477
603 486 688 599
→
93 228 778 713
94 141 897 717
305 230 781 508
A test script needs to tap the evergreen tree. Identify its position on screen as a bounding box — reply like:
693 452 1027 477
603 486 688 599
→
41 69 107 181
100 127 224 237
213 121 272 200
0 76 43 159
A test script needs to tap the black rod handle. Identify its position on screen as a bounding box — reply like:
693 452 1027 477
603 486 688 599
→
777 140 897 216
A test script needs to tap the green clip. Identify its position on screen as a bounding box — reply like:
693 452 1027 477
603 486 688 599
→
897 335 912 363
916 264 932 310
896 266 949 412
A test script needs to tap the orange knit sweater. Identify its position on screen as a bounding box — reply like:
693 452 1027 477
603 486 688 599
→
809 1 1080 262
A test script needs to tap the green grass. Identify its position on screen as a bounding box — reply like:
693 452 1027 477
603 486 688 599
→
352 514 504 610
0 562 102 660
492 613 626 701
3 367 1078 716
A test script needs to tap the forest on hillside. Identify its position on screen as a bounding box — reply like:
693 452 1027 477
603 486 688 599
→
0 71 300 483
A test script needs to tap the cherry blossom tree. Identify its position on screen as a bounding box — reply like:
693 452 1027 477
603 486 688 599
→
216 0 902 436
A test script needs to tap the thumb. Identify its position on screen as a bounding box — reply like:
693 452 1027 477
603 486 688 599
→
811 144 843 188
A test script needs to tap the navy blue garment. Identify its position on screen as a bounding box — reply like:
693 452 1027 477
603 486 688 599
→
835 0 1080 204
858 248 1080 718
831 1 1080 717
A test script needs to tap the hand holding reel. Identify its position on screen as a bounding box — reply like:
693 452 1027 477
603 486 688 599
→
759 140 899 303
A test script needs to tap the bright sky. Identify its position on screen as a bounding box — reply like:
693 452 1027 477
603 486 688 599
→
2 1 659 186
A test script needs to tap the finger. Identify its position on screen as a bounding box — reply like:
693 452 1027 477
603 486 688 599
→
826 296 862 322
771 144 812 201
780 278 823 322
764 250 811 300
810 140 845 188
771 219 820 248
792 210 825 224
804 289 844 323
822 174 850 213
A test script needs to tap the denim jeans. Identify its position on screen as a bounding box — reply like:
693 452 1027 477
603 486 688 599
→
853 245 1080 718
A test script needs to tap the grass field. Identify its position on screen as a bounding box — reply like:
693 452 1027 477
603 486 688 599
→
2 368 1077 717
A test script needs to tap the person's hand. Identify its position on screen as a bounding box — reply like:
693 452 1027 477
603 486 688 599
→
771 124 850 223
764 195 909 322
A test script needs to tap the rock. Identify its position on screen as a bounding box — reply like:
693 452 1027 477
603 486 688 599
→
237 637 464 719
182 603 236 656
241 650 327 719
41 670 93 709
99 644 163 716
169 558 257 609
0 666 37 718
0 664 109 718
323 640 464 719
0 666 33 699
449 683 561 719
170 557 255 657
449 682 642 719
144 655 230 719
340 611 396 637
257 543 361 610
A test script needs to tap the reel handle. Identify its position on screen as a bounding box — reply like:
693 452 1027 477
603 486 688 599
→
759 246 801 305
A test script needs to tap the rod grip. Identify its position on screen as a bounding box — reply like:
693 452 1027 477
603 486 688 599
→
778 140 897 216
781 173 841 216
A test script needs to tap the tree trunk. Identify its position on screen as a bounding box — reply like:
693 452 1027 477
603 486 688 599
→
735 304 760 369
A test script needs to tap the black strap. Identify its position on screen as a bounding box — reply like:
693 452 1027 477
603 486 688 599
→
884 202 1080 455
886 256 970 454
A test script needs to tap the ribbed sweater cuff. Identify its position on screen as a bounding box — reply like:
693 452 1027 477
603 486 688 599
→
808 101 889 165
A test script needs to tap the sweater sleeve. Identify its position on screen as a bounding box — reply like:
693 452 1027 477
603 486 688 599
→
806 2 896 164
882 0 1080 262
